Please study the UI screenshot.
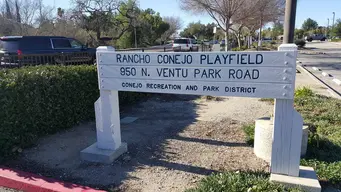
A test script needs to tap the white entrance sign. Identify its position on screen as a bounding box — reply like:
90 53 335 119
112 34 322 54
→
81 44 303 179
98 52 296 99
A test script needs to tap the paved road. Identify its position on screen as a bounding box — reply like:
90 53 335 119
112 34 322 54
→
297 41 341 96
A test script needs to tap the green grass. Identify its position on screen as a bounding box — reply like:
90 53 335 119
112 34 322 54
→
243 124 255 146
254 87 341 189
331 38 341 42
186 171 304 192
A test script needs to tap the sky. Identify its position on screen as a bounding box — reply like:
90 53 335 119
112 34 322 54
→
43 0 341 30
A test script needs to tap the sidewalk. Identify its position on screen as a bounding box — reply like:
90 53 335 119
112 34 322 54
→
295 66 336 98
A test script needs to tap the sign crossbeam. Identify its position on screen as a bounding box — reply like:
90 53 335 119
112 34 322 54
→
98 51 296 99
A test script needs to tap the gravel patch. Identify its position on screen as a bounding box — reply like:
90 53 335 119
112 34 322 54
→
4 71 328 192
5 94 273 192
0 188 21 192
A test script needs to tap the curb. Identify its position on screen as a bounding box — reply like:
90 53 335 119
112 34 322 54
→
322 72 330 77
0 166 106 192
297 65 341 99
305 64 341 86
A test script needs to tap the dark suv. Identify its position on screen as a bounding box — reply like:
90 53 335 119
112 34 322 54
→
0 36 96 67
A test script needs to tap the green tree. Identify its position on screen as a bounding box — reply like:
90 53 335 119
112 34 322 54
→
137 8 169 45
180 22 215 40
115 4 170 48
271 22 283 39
295 29 305 39
302 18 318 32
180 22 202 38
72 0 136 42
331 19 341 37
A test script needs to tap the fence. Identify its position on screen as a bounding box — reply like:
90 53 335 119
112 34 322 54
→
0 44 212 69
116 44 211 52
0 52 95 69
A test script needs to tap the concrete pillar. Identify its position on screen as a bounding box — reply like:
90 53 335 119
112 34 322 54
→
254 117 309 163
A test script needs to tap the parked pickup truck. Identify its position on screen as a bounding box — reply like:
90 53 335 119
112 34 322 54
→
305 34 327 42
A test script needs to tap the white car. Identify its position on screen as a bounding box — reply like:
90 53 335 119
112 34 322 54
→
172 38 195 52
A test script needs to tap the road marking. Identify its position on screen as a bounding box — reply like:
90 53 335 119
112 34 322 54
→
322 72 330 77
312 67 320 71
332 78 341 86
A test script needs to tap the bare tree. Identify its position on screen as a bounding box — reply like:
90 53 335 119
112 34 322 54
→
5 0 12 19
14 0 20 23
179 0 284 51
161 16 182 43
179 0 255 51
31 0 55 35
251 0 285 47
18 0 39 26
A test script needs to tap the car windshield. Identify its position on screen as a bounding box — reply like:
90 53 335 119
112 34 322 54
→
0 40 19 51
174 39 188 44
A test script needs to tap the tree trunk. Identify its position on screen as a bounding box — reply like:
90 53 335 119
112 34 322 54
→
96 30 101 41
249 36 253 48
225 22 229 52
257 16 263 50
237 34 241 49
233 31 242 49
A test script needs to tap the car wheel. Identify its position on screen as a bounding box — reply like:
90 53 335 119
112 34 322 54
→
189 47 193 52
90 58 97 65
321 38 326 41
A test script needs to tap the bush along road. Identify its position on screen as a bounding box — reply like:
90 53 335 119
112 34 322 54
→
0 65 150 161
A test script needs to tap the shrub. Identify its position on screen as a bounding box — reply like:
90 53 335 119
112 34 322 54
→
0 65 149 160
186 171 304 192
243 124 255 146
295 87 314 98
232 46 248 51
295 39 306 48
331 38 341 42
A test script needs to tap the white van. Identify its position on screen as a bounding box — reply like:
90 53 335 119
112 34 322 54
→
172 38 194 52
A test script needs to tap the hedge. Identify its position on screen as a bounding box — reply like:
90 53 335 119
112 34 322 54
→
0 65 149 160
295 39 306 48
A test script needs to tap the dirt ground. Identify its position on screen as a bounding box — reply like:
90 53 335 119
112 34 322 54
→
0 188 21 192
4 70 333 192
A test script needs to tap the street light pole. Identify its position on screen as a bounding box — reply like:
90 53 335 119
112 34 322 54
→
332 12 335 28
283 0 298 43
328 18 330 28
327 18 330 37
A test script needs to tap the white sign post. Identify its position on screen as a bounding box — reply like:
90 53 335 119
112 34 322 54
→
81 44 302 178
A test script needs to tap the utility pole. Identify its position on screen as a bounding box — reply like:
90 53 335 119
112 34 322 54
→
283 0 298 43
